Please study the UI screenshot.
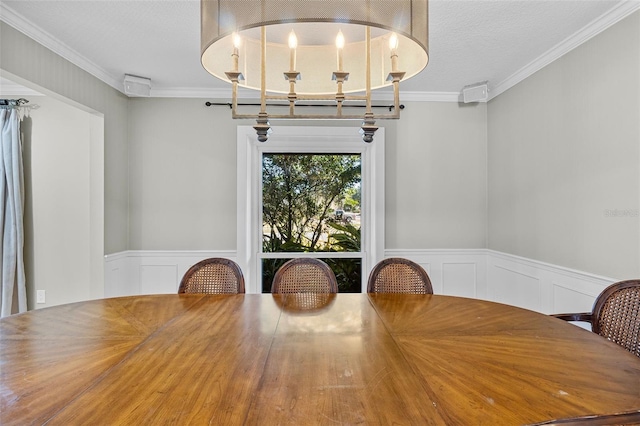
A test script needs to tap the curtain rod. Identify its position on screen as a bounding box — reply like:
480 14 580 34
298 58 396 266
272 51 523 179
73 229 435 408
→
0 98 29 108
205 101 404 112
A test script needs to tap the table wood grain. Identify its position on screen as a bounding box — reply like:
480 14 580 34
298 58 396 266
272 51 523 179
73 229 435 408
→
1 293 639 425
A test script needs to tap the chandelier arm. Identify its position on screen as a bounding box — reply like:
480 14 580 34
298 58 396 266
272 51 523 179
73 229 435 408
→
231 82 239 118
231 113 401 120
253 25 271 142
205 102 405 111
264 94 369 102
285 72 300 116
260 26 267 113
365 27 372 114
392 82 401 119
360 26 378 143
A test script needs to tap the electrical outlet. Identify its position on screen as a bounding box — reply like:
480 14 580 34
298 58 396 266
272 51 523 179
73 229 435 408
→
36 290 46 304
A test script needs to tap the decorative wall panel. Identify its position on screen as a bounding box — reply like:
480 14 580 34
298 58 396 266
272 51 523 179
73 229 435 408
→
105 249 615 316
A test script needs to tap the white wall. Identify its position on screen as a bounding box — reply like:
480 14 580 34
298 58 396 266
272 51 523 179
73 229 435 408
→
12 94 104 309
487 11 640 279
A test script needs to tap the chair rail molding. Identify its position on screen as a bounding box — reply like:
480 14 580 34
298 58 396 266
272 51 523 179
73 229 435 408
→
105 249 617 316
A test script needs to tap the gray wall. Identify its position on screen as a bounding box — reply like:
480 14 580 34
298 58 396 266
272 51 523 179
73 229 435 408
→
127 98 488 250
5 11 639 281
128 98 243 250
487 12 640 278
2 19 488 257
386 102 487 249
1 21 129 254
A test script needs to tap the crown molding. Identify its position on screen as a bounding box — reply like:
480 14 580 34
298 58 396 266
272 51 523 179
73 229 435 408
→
0 4 122 92
490 1 640 100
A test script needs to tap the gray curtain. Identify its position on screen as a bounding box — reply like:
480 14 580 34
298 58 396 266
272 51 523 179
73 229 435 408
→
0 107 26 317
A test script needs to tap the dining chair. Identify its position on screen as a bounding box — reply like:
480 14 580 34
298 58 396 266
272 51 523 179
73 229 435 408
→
178 258 245 294
552 279 640 357
271 258 338 294
527 409 640 425
367 257 433 294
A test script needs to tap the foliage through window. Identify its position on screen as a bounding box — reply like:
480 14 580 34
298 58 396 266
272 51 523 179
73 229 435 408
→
261 153 362 292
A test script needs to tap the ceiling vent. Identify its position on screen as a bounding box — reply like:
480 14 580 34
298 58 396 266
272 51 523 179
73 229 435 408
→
124 74 151 97
462 82 488 103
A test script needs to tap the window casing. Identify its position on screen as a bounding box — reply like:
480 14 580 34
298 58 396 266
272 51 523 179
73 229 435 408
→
237 126 384 293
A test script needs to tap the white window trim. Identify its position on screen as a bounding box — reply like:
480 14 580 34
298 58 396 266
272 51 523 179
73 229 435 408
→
237 126 385 293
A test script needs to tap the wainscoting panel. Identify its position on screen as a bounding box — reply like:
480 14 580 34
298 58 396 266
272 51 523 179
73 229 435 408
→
105 249 616 316
104 251 237 297
552 284 595 314
487 250 615 314
442 263 478 298
384 250 487 299
489 264 541 311
140 265 179 294
104 251 132 297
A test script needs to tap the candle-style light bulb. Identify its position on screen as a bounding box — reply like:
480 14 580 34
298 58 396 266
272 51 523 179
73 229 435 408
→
389 32 399 72
336 30 345 71
288 30 298 49
288 30 297 71
335 30 345 49
232 32 241 71
389 32 399 51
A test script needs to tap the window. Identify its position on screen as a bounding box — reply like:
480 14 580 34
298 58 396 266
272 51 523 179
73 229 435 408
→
237 126 384 293
261 153 362 292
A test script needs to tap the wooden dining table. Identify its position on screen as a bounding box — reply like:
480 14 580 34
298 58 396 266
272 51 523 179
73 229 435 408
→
1 293 639 425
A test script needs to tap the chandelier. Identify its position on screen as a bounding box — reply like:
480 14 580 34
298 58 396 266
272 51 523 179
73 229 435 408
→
201 0 429 142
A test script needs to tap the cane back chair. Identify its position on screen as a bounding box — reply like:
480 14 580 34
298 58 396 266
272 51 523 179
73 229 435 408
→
271 258 338 294
552 279 640 357
178 258 245 294
367 257 433 294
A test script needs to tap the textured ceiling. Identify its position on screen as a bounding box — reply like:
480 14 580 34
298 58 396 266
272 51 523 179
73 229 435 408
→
1 0 638 99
